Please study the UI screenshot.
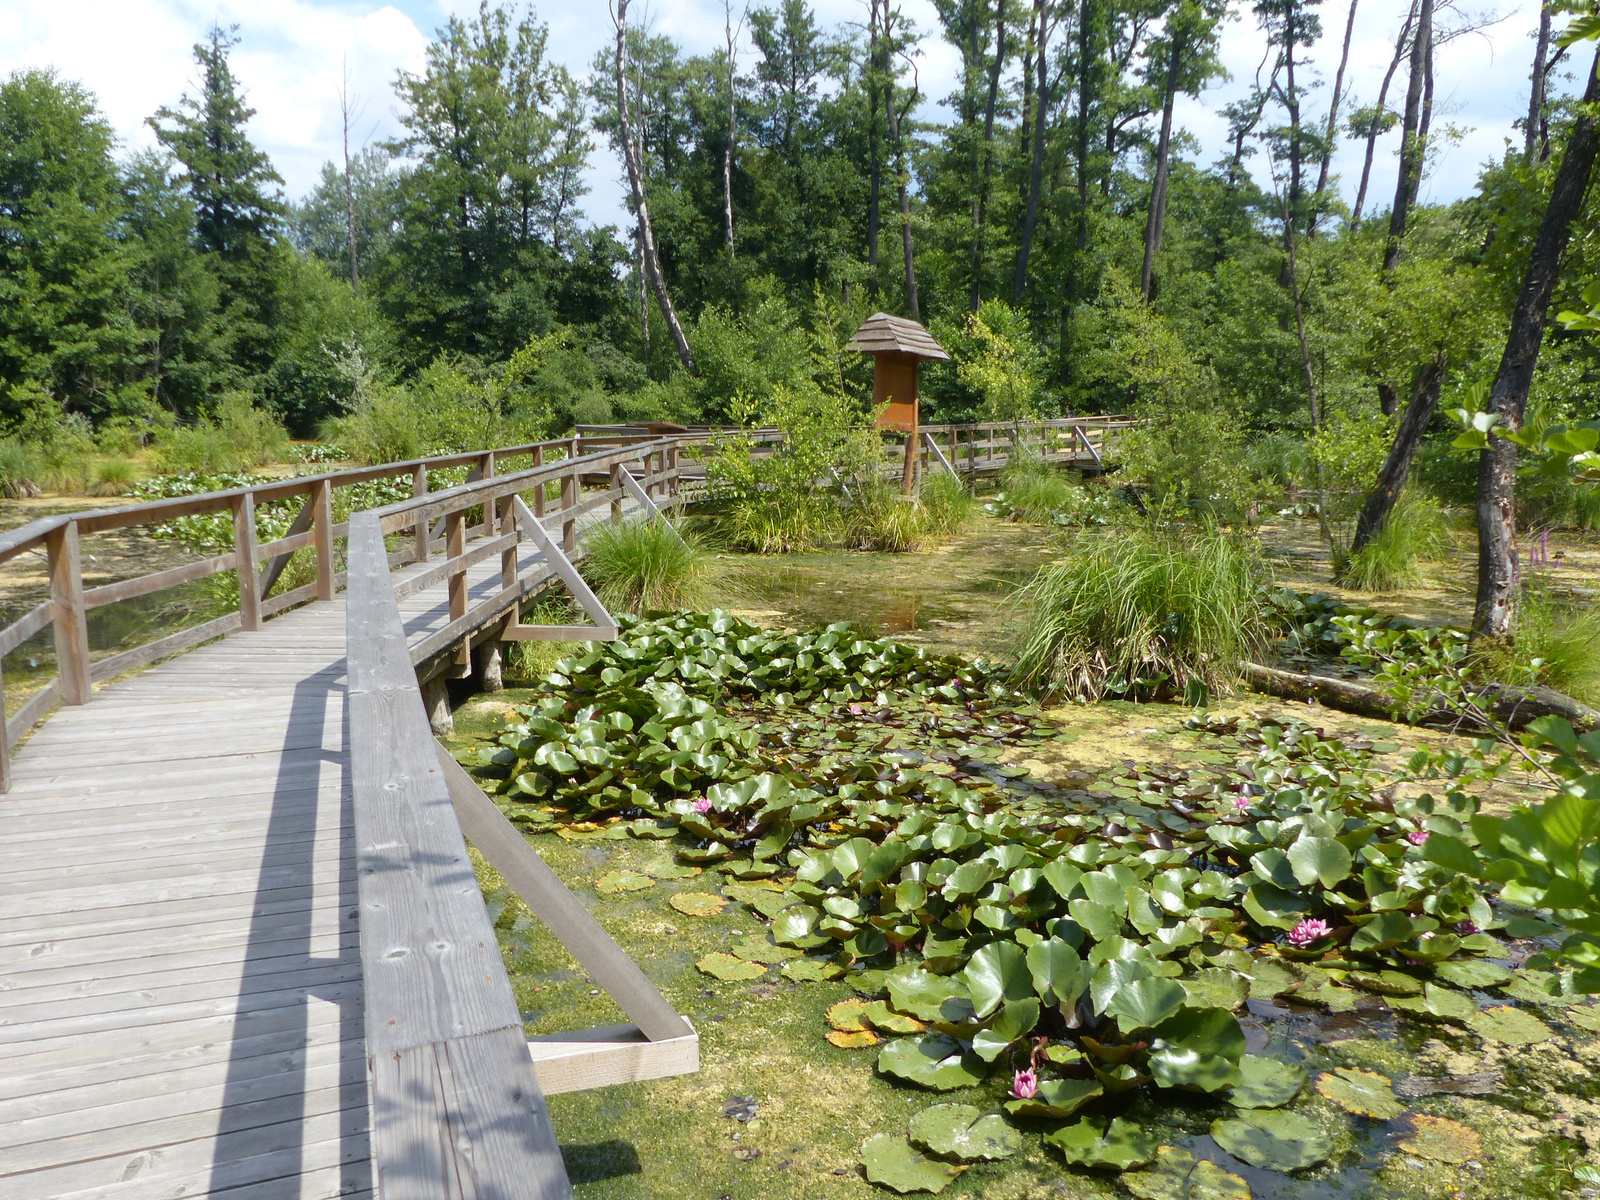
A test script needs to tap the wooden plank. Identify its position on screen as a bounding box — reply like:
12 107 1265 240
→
436 748 687 1042
0 598 54 656
527 1022 698 1095
232 491 262 631
314 477 335 602
81 551 238 611
392 531 517 602
499 624 616 642
47 521 90 705
260 580 319 617
6 679 58 748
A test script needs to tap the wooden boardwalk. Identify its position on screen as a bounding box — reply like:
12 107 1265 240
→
0 533 574 1200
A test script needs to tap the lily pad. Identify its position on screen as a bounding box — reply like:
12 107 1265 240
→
859 1133 966 1194
886 967 977 1024
1389 982 1477 1024
1211 1110 1331 1172
1228 1055 1308 1109
1565 1004 1600 1033
1124 1146 1252 1200
670 891 728 917
828 997 874 1032
907 1104 1021 1162
727 883 800 918
1398 1115 1483 1164
1045 1116 1158 1170
1316 1068 1404 1119
1003 1076 1103 1119
878 1035 988 1091
863 1000 927 1034
696 952 765 981
1468 1005 1553 1045
594 870 653 894
826 1028 881 1048
1106 976 1186 1034
1433 959 1512 989
729 934 797 964
781 958 844 983
1180 968 1249 1011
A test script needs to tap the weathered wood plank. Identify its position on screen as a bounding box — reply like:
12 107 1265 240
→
527 1021 698 1095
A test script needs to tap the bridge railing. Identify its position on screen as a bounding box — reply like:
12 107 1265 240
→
916 416 1134 478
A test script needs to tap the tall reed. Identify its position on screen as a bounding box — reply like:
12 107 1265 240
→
580 518 711 614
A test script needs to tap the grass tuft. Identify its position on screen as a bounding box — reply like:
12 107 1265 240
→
1512 584 1600 705
726 498 836 554
918 471 972 537
1337 488 1451 593
580 518 711 614
1012 524 1274 700
0 439 41 498
998 455 1079 523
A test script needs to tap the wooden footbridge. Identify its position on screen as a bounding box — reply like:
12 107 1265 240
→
0 417 1126 1199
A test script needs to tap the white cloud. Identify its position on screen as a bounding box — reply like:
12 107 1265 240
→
0 0 1557 230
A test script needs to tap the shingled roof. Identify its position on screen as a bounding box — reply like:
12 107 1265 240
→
844 312 951 360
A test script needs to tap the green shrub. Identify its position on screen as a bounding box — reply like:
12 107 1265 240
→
918 471 971 537
158 394 290 473
91 458 137 495
997 456 1077 522
1512 585 1600 705
0 438 41 498
843 483 932 552
1013 525 1274 699
726 498 836 554
1337 488 1452 593
580 518 711 614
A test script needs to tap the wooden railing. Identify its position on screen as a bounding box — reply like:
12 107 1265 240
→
916 415 1134 478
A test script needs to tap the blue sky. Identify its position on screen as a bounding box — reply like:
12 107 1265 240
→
0 0 1560 232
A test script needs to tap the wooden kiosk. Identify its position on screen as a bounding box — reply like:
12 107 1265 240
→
845 312 950 490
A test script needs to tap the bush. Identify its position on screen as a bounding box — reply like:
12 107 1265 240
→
0 438 41 498
157 394 290 473
91 458 136 495
1337 488 1452 592
1512 585 1600 705
990 457 1126 526
1012 525 1274 699
918 471 971 537
580 518 711 614
726 498 836 554
843 483 933 552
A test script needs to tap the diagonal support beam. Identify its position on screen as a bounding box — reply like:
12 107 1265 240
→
510 494 617 640
618 468 689 548
922 432 960 482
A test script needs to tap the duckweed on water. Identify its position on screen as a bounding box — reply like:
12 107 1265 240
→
456 612 1600 1196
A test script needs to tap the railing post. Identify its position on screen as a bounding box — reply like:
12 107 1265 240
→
478 451 495 539
531 445 545 518
562 469 578 554
446 509 469 669
46 521 90 706
232 492 262 632
412 464 429 564
610 464 623 524
666 444 678 501
313 478 335 602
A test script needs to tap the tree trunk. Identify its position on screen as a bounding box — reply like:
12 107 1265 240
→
1383 0 1432 272
341 91 358 294
1074 0 1093 256
1351 358 1443 554
723 0 739 261
1284 8 1302 210
1140 33 1182 301
1014 0 1052 301
615 0 694 372
1377 381 1399 416
1352 2 1416 226
882 23 919 317
1526 4 1552 165
969 0 1006 312
1474 48 1600 639
1311 0 1359 229
867 0 883 296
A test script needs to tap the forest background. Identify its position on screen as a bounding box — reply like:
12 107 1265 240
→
1 0 1596 603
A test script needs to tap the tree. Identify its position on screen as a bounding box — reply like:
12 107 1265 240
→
1382 0 1433 271
1014 0 1056 299
1346 4 1414 225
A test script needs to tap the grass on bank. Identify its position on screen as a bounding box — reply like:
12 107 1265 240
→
580 517 712 614
1512 584 1600 705
1012 524 1274 700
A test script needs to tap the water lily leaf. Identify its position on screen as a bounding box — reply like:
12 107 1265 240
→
772 904 829 948
826 1029 881 1048
1210 1110 1331 1172
964 940 1032 1019
1433 960 1512 990
859 1133 966 1194
1348 969 1424 996
1045 1117 1158 1170
1242 884 1313 931
887 967 977 1024
1180 968 1249 1011
864 1000 927 1034
1070 897 1125 941
1389 982 1476 1024
878 1034 988 1091
1468 1005 1553 1045
726 883 799 918
670 891 727 917
908 1104 1021 1162
594 869 654 894
1091 958 1155 1013
1228 1055 1308 1109
1026 936 1093 1009
1566 1004 1600 1033
1147 1007 1246 1093
1350 911 1417 952
1287 835 1352 889
696 952 766 981
730 934 797 964
1123 1146 1252 1200
828 997 874 1032
1106 976 1186 1034
973 998 1040 1062
1003 1076 1103 1119
1294 981 1360 1012
782 958 844 983
1316 1068 1404 1119
1398 1115 1483 1164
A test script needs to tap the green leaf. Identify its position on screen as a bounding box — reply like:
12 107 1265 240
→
1434 960 1512 989
1468 1005 1553 1045
1179 968 1248 1011
1002 1076 1103 1119
1228 1055 1308 1109
972 998 1041 1062
1420 833 1481 875
1242 883 1313 931
878 1035 989 1091
1316 1067 1404 1119
859 1133 966 1193
1147 1007 1246 1093
772 904 828 948
1288 835 1352 889
1389 982 1476 1024
1211 1110 1332 1172
1105 976 1186 1034
695 952 766 981
1026 937 1093 1010
1044 1117 1158 1170
1351 911 1417 952
1123 1147 1252 1200
963 940 1031 1019
1070 897 1125 941
907 1105 1020 1162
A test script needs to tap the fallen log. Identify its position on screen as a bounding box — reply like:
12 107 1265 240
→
1238 662 1600 734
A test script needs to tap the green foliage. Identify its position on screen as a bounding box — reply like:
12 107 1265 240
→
580 519 711 614
1337 489 1452 593
1512 586 1600 705
0 437 41 498
91 457 137 496
156 393 290 473
988 459 1126 527
843 483 937 553
1120 399 1264 522
1012 526 1274 699
917 472 971 538
950 302 1046 425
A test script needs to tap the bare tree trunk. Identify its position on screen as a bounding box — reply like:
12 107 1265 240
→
1353 1 1416 225
1383 0 1432 272
1526 4 1552 164
723 0 741 261
1311 0 1359 228
1015 0 1053 300
1474 49 1600 639
868 0 883 297
882 11 919 317
969 0 1006 312
615 0 694 372
1140 33 1182 301
1073 0 1093 256
339 65 359 294
1351 358 1443 553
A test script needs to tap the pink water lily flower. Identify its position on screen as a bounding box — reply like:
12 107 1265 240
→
1287 918 1333 948
1457 919 1480 935
1010 1068 1039 1100
1233 794 1251 812
1407 830 1430 846
691 797 713 814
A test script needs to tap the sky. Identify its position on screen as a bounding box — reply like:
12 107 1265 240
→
0 0 1565 234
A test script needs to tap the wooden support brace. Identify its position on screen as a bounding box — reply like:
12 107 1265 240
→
618 469 689 548
922 432 960 482
256 492 315 600
510 496 617 639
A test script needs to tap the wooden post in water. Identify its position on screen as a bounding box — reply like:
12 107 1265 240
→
844 313 950 495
